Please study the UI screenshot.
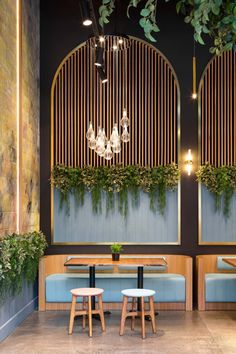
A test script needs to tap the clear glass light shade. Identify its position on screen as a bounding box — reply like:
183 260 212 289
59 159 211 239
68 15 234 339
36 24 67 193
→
110 124 120 147
113 142 121 153
86 122 94 140
88 137 96 149
120 109 130 127
104 142 113 160
121 125 130 143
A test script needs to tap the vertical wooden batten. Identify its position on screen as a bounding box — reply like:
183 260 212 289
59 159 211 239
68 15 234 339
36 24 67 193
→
51 37 179 168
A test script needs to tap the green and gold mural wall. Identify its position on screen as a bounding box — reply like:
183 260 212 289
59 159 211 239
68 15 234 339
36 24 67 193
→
0 0 39 236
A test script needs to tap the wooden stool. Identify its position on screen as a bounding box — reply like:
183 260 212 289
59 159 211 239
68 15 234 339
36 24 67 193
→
119 288 156 339
68 287 105 337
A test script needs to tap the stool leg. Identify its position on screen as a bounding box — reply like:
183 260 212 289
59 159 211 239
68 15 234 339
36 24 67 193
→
141 297 145 339
82 296 86 329
149 296 157 334
98 294 106 332
131 297 135 331
88 296 92 337
120 295 128 336
69 295 76 335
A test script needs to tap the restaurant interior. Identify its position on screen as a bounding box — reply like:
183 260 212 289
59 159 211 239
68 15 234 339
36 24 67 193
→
0 0 236 353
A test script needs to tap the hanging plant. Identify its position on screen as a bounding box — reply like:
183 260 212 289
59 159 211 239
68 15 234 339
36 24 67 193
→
0 231 47 301
51 164 180 217
98 0 236 53
196 163 236 217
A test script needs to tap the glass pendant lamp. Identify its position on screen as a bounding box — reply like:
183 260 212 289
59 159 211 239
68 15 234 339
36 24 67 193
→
104 141 113 160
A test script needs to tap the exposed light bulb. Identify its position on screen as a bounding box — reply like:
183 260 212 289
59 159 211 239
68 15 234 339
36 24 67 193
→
86 122 94 140
113 44 118 50
121 125 130 143
120 109 130 127
99 36 105 42
104 141 113 160
192 93 197 100
185 149 193 176
118 39 123 44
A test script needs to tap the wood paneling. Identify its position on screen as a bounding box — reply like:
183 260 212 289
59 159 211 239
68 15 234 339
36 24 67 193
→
199 50 236 166
51 37 179 168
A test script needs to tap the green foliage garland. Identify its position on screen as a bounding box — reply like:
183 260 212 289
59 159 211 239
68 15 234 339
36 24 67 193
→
0 231 47 301
98 0 236 53
196 163 236 217
51 164 180 217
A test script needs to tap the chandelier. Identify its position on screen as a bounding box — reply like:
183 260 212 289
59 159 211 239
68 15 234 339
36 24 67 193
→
86 34 131 161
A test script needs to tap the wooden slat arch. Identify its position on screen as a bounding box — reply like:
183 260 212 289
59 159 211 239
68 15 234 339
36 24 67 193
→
51 37 180 168
199 50 236 166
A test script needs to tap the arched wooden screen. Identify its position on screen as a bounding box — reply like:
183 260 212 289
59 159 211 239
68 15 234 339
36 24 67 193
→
199 50 236 166
199 50 236 245
51 37 180 168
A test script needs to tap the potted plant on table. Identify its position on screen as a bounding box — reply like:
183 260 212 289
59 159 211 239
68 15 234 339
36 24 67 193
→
110 243 123 261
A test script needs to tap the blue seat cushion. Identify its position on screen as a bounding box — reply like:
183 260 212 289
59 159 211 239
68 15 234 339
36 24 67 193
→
45 273 185 303
205 273 236 302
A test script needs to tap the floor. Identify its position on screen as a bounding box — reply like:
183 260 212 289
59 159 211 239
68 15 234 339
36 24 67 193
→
1 311 236 354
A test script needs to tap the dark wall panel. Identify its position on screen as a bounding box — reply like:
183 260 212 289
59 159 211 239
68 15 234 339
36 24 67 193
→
40 0 236 256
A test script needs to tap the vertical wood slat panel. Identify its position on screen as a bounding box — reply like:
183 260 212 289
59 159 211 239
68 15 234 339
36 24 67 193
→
52 38 179 168
200 50 236 166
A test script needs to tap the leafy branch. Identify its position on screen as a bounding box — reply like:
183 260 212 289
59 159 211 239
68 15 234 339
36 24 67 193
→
98 0 236 53
196 163 236 217
0 231 47 301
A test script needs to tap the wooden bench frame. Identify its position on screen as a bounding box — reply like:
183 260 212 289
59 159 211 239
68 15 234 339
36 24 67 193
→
39 254 192 311
197 254 236 311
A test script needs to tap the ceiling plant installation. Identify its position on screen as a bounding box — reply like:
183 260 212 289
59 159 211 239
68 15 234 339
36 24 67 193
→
98 0 236 54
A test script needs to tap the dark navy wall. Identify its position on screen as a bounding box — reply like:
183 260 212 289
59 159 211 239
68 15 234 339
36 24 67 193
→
0 280 37 342
40 0 236 256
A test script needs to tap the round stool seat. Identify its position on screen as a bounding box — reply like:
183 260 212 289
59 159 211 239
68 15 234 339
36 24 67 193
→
70 287 104 297
121 288 155 298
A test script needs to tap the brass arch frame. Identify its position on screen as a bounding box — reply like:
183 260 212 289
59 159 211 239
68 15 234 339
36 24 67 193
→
198 51 236 245
50 36 181 245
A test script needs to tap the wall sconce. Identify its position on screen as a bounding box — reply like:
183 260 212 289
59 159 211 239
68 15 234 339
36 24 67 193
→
185 149 193 176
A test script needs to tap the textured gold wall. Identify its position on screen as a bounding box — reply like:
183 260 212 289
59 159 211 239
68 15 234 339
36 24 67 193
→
0 0 17 235
0 0 39 235
21 0 40 232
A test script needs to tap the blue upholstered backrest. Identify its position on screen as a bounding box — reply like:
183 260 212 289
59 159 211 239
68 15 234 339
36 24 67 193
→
217 256 236 271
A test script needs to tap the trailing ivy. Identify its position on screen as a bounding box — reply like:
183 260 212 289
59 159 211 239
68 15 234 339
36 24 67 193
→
51 164 180 217
98 0 236 53
196 163 236 217
0 231 47 301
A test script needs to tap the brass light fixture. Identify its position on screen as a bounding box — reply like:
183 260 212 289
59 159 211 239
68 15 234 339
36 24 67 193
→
192 37 197 100
185 149 193 176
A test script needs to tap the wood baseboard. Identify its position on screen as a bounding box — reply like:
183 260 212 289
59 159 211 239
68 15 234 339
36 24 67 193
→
45 302 185 311
205 302 236 310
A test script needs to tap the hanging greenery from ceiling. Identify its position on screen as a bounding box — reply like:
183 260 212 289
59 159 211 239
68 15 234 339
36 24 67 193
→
196 163 236 217
98 0 236 54
51 164 180 217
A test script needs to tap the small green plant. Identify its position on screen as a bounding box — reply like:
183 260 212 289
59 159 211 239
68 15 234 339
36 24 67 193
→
0 231 47 301
110 243 123 254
